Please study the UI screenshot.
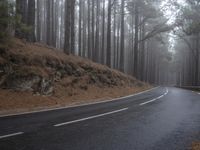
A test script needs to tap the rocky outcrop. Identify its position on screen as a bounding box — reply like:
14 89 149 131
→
0 62 54 96
0 38 146 97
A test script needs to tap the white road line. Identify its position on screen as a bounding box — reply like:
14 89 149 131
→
54 108 128 127
192 91 200 95
0 132 24 139
139 88 168 106
0 87 159 118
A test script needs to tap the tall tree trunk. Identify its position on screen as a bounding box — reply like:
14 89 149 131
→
195 34 199 86
70 0 76 54
116 18 121 69
64 0 75 54
119 0 125 72
36 0 41 41
27 0 35 42
95 0 100 62
87 0 91 59
78 0 82 56
46 0 52 45
113 1 117 68
101 0 105 64
91 0 95 60
82 1 86 57
140 19 145 81
64 0 71 54
106 0 112 67
134 1 139 78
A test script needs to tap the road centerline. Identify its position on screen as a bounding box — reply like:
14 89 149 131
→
0 132 24 140
54 108 128 127
139 88 168 106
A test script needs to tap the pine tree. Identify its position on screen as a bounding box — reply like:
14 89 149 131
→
0 0 14 46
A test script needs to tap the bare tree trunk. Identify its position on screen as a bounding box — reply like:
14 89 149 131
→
64 0 71 54
78 0 82 56
36 0 41 41
101 0 105 64
195 34 199 86
46 0 52 45
140 19 145 81
116 18 120 69
119 0 125 72
27 0 36 42
106 0 112 67
64 0 75 54
91 0 95 60
70 0 76 54
95 0 100 62
134 1 139 78
113 1 117 68
82 1 86 57
87 0 92 59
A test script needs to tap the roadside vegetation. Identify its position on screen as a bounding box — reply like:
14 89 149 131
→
191 142 200 150
0 38 150 114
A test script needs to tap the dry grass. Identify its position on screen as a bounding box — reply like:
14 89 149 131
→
0 38 151 115
191 142 200 150
0 85 150 115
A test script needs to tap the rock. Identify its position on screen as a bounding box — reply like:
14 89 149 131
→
74 68 84 77
39 78 54 95
89 74 98 84
54 71 62 82
64 64 73 75
1 69 54 96
81 64 93 72
1 64 13 74
4 73 40 91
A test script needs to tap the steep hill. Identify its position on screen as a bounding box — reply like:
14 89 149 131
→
0 38 150 114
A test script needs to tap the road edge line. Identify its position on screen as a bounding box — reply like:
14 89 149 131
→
139 88 168 106
0 86 159 118
0 132 24 140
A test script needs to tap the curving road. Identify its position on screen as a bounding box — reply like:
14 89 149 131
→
0 87 200 150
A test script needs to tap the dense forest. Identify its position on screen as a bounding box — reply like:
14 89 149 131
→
0 0 199 86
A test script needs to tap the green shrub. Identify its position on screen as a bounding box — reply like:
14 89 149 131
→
15 14 33 40
0 0 15 48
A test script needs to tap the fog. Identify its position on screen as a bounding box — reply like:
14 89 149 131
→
13 0 200 86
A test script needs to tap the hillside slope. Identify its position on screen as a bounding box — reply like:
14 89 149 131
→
0 38 150 114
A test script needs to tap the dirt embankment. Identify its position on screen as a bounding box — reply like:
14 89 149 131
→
0 38 151 115
191 142 200 150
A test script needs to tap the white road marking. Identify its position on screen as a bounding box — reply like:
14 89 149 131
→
139 88 169 106
54 108 128 127
0 87 159 118
0 132 24 139
192 91 200 95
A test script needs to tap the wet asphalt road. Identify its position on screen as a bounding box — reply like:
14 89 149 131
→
0 87 200 150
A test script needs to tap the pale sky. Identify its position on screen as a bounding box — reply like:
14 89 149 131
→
160 0 186 53
161 0 186 25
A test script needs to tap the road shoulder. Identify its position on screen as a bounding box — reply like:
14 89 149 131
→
0 86 158 117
